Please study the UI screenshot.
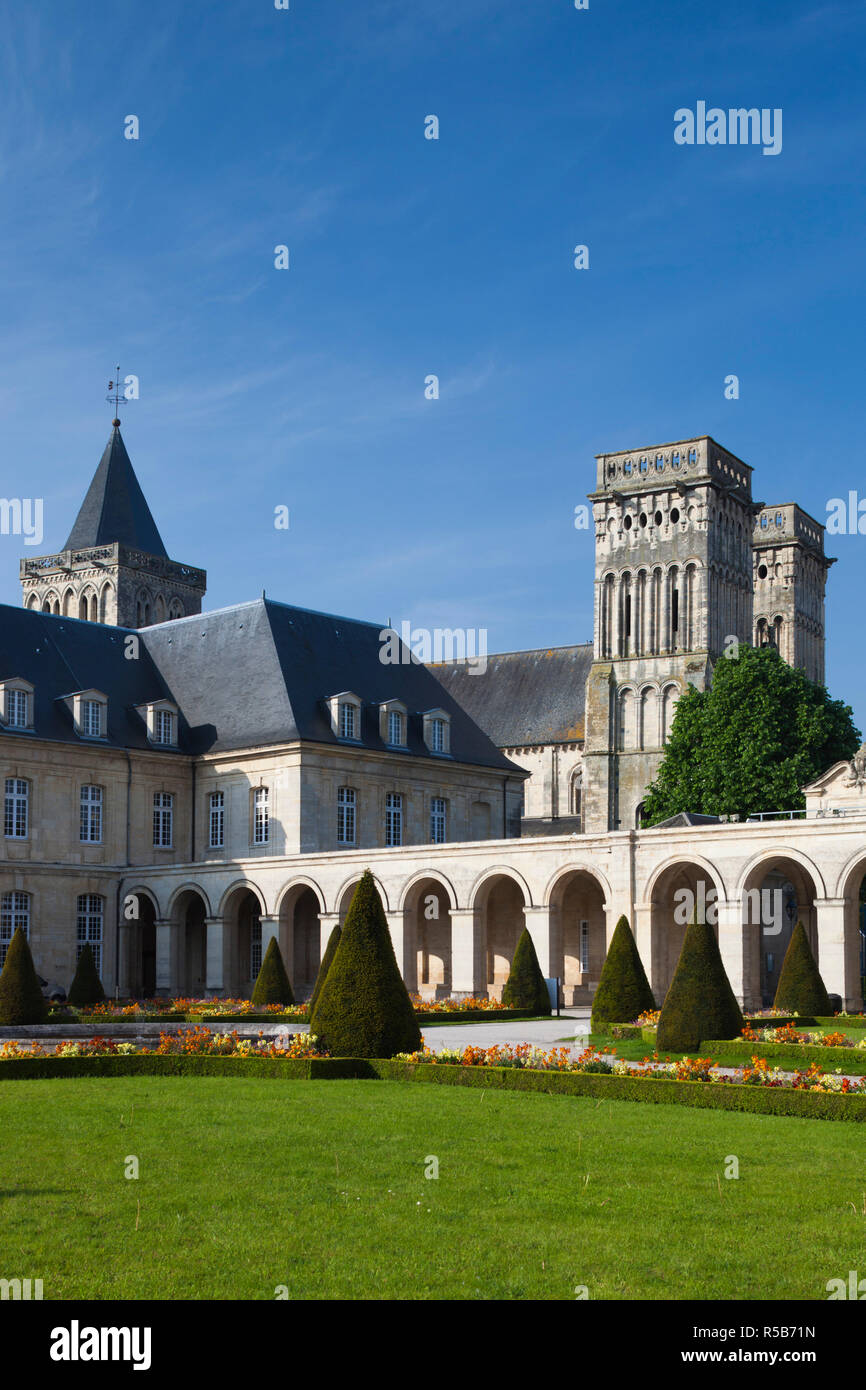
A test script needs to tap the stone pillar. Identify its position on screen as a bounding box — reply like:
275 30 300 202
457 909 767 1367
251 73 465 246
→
633 903 656 999
118 922 134 998
318 912 340 964
155 919 180 996
524 906 557 980
815 898 863 1012
259 915 280 975
660 569 670 654
385 910 416 993
205 916 228 996
717 900 761 1012
451 908 484 997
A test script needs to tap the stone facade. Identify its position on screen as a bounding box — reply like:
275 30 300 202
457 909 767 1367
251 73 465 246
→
20 543 207 628
752 504 831 685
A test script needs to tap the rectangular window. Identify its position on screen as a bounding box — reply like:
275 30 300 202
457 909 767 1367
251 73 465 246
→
209 790 225 848
154 709 174 744
388 710 404 746
250 919 262 981
254 786 269 844
385 792 403 847
7 690 28 728
153 792 173 848
337 786 356 845
580 920 589 973
339 702 357 739
0 891 29 968
76 893 103 977
4 778 28 839
79 785 102 843
82 700 102 738
431 718 446 753
430 797 447 844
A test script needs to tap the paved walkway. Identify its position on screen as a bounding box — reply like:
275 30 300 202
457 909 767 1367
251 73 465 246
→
420 1011 592 1054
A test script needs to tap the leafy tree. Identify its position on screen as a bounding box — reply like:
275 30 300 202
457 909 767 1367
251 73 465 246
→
773 921 831 1016
591 915 655 1028
67 943 106 1007
308 922 340 1012
309 871 421 1057
501 928 551 1014
642 644 859 825
251 936 295 1007
0 928 47 1024
656 915 744 1051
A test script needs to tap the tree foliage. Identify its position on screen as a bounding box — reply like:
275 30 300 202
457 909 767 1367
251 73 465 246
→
656 916 744 1051
251 936 295 1007
309 871 421 1057
591 915 655 1028
0 928 47 1024
67 943 106 1007
643 644 859 826
501 928 551 1014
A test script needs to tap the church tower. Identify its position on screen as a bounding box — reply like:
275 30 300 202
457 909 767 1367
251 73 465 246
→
752 503 833 685
19 422 206 628
583 436 755 833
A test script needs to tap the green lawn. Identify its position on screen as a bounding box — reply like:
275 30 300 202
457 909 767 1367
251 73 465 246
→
1 1076 862 1300
586 1031 866 1070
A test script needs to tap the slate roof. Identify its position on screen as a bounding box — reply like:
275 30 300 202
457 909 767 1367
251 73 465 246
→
63 427 168 556
431 644 594 747
0 599 520 771
648 811 722 829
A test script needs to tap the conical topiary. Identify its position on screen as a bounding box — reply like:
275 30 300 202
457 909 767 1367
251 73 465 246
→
67 942 105 1007
591 915 656 1029
656 915 744 1051
251 936 294 1007
774 921 831 1016
308 921 340 1012
0 927 47 1024
501 927 551 1014
309 871 421 1057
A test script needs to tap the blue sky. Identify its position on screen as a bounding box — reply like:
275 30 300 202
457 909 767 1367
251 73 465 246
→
1 0 865 726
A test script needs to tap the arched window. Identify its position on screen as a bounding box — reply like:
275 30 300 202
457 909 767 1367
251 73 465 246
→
99 585 112 624
639 686 658 750
154 594 166 624
79 593 90 621
617 688 636 750
63 588 75 617
662 684 679 743
0 890 30 967
76 893 104 977
569 769 583 824
169 599 184 621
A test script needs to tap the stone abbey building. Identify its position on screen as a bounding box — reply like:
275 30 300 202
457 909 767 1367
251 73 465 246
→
2 424 861 1012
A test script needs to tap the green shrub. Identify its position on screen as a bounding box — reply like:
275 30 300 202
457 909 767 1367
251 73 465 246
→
656 915 743 1051
591 915 655 1028
67 943 106 1008
309 870 421 1058
251 937 295 1007
501 928 551 1015
0 928 47 1024
774 922 831 1017
308 922 340 1012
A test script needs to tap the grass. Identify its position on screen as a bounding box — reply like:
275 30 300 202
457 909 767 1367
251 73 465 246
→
585 1031 866 1071
1 1076 864 1300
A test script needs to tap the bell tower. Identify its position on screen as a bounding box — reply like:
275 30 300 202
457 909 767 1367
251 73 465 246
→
583 436 756 832
20 420 206 628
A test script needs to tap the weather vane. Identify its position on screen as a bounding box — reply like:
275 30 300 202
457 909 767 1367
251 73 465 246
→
106 365 128 426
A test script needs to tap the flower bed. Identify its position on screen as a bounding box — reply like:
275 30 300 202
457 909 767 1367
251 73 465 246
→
0 1027 326 1061
46 994 520 1025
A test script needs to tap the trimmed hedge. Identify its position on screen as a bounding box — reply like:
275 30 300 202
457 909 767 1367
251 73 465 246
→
706 1039 866 1074
816 1015 866 1029
309 922 340 1015
501 928 551 1014
67 944 105 1008
657 916 743 1052
591 915 655 1029
774 922 831 1016
251 938 294 1007
1 1054 863 1121
0 928 47 1025
310 870 422 1057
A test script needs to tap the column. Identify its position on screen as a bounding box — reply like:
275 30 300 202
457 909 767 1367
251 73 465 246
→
717 900 761 1012
155 919 180 996
205 916 228 996
660 569 670 654
259 914 280 975
118 922 134 998
815 899 863 1012
385 910 416 993
318 912 340 963
633 903 657 999
524 906 556 980
450 908 484 998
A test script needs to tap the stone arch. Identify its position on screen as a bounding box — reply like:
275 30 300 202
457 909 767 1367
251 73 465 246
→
468 865 532 912
26 592 39 611
275 879 324 1001
168 886 209 997
220 882 267 997
402 874 454 999
645 855 727 1001
737 849 823 1005
639 683 659 750
217 878 268 920
546 867 610 1004
169 598 184 621
833 852 866 1011
398 870 458 914
470 869 530 1002
98 582 113 624
617 685 637 750
661 682 680 742
121 884 161 998
154 594 166 624
166 882 214 921
334 873 390 919
79 588 96 621
62 587 76 617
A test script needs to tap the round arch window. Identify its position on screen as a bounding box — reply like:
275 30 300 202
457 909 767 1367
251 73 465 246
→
639 512 647 528
623 515 633 530
654 510 663 526
758 563 768 579
670 507 680 524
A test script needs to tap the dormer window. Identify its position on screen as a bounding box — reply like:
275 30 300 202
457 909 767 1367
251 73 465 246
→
423 708 451 756
0 680 34 731
134 700 179 747
379 699 408 748
389 710 404 745
63 690 109 740
327 692 362 742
